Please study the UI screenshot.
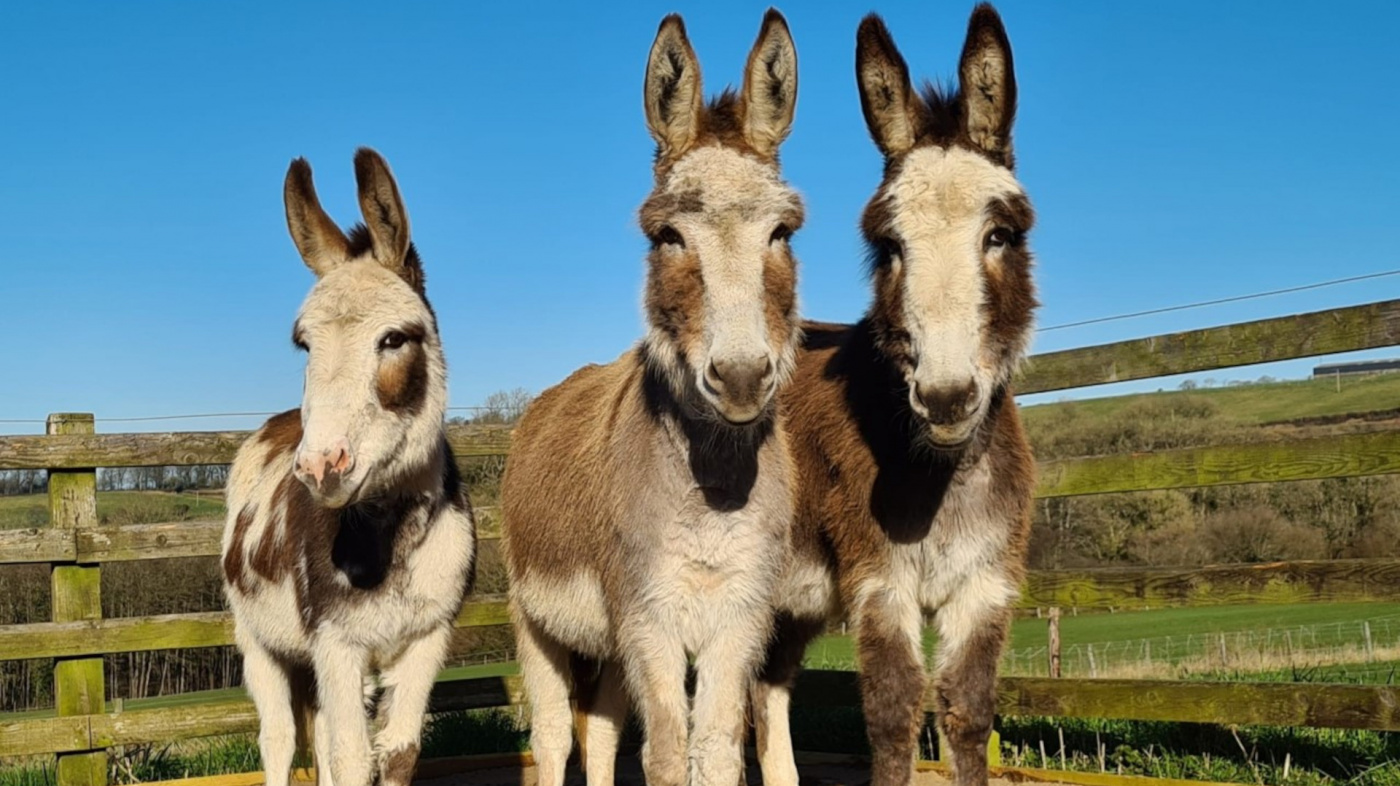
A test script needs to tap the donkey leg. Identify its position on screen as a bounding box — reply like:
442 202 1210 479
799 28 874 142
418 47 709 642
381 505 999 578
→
373 625 452 786
312 707 335 786
620 630 689 786
240 635 297 786
854 588 925 786
691 614 770 786
312 635 373 786
932 574 1017 786
750 614 822 786
516 612 575 786
578 661 628 786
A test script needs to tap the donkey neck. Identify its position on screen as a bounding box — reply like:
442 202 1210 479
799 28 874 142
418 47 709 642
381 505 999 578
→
640 353 776 511
323 438 452 589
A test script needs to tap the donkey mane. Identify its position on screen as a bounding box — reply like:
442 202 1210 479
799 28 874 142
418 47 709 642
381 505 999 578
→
915 79 967 147
344 224 428 299
652 89 761 163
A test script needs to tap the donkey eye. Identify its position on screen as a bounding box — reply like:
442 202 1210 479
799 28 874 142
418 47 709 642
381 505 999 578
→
378 330 409 351
986 227 1015 249
770 224 793 244
654 225 685 249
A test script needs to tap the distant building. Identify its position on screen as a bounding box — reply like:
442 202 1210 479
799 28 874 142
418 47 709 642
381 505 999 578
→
1313 359 1400 379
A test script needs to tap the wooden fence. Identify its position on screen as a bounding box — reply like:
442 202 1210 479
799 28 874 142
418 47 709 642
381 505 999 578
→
4 298 1400 784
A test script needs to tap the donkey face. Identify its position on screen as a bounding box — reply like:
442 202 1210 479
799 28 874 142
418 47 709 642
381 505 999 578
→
283 149 448 507
639 11 804 426
857 4 1036 448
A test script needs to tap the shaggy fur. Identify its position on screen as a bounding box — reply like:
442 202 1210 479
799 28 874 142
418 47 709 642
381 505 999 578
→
222 149 475 786
753 7 1038 786
502 11 803 786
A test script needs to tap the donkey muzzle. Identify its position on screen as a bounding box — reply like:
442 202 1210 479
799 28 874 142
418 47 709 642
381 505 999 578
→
294 438 355 500
703 354 777 425
910 380 983 447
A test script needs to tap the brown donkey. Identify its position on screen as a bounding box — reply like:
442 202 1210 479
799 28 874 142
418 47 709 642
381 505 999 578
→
753 6 1036 786
501 10 803 786
222 149 476 786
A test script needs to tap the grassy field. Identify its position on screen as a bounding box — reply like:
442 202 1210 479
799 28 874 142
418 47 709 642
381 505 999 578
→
0 491 225 530
801 602 1400 671
1022 371 1400 428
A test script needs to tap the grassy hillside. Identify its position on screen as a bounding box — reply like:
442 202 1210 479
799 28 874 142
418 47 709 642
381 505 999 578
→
0 490 225 530
1023 370 1400 428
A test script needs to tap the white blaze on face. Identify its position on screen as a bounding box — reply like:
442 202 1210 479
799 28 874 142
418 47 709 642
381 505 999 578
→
650 145 802 422
886 146 1023 441
294 261 446 506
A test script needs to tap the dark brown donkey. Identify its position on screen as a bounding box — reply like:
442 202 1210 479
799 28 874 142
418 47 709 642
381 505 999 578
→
753 6 1037 786
501 11 803 786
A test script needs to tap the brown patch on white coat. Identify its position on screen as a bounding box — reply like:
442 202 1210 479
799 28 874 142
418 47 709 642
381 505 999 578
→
221 149 475 786
501 10 803 786
752 7 1037 786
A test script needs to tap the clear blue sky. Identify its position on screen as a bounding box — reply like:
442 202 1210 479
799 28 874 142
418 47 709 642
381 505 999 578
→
3 2 1398 433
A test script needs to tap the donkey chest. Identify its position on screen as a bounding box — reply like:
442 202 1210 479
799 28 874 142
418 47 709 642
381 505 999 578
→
317 515 473 648
639 495 788 621
846 455 1009 612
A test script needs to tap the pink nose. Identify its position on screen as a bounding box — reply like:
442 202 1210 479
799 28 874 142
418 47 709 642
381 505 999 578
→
295 439 354 488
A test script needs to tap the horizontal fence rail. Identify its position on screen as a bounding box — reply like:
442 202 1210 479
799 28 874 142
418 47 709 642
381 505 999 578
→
0 509 504 565
1017 298 1400 394
3 560 1396 662
5 669 1399 759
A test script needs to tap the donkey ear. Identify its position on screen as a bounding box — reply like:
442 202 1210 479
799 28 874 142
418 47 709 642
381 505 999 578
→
856 14 919 157
284 158 350 277
958 3 1017 165
353 148 411 269
741 9 798 158
644 15 704 161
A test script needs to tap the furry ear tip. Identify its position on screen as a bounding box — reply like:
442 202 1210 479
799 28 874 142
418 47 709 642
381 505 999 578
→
285 158 312 183
657 13 687 38
353 147 388 174
760 8 790 32
857 13 888 40
969 3 1004 25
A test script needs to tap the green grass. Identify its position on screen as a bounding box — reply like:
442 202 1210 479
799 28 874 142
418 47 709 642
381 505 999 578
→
0 491 226 530
1023 372 1400 428
802 602 1400 670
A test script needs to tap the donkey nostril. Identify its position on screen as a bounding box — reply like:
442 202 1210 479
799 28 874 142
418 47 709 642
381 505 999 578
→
705 361 724 390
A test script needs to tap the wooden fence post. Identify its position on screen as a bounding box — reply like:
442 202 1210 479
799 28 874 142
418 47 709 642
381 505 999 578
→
48 413 106 786
1047 607 1062 678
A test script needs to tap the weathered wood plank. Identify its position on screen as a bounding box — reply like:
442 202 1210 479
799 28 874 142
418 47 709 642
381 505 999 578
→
14 670 1400 756
0 527 76 563
428 674 526 713
0 612 233 661
65 510 501 564
7 556 1400 662
454 595 510 628
1017 299 1400 394
996 676 1400 731
795 669 1400 731
0 715 91 757
89 698 260 748
1036 429 1400 497
0 424 513 470
0 596 511 661
1021 558 1400 610
76 521 226 562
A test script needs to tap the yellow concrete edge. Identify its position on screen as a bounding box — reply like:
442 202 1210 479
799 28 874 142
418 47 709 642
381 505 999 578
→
140 749 1239 786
